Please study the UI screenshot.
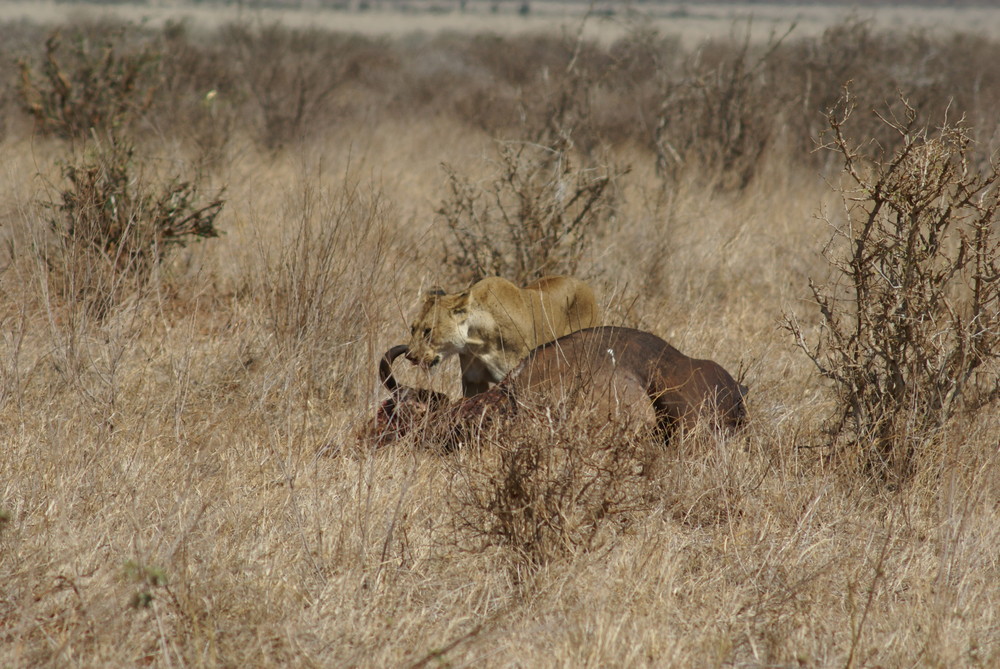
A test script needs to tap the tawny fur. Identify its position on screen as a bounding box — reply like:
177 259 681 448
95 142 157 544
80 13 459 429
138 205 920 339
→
405 275 599 397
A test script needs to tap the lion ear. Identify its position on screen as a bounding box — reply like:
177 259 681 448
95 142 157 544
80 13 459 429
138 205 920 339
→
451 291 470 314
425 287 446 299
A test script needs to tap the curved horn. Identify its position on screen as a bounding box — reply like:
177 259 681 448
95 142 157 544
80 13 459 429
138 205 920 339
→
379 345 409 393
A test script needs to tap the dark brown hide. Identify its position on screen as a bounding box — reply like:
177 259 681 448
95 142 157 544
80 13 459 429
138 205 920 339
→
504 327 748 436
374 327 747 445
478 328 658 431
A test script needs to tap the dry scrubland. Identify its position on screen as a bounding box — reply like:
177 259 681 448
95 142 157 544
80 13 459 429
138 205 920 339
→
7 1 1000 46
1 9 999 668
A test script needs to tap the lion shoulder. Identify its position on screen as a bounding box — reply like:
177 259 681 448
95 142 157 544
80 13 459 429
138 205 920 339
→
407 275 599 395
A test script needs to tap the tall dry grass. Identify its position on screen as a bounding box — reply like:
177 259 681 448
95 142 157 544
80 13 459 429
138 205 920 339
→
1 12 999 668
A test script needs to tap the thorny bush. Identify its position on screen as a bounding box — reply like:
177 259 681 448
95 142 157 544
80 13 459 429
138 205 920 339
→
436 23 628 285
220 23 378 150
785 91 1000 481
449 408 663 571
652 24 793 191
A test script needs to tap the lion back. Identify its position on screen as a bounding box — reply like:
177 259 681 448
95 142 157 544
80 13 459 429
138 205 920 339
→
466 275 598 360
524 275 599 340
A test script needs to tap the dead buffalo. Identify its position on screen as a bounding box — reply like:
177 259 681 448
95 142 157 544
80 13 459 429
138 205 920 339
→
373 344 451 444
374 326 748 446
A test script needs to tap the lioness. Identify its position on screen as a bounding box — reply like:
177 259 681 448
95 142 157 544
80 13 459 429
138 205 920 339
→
406 275 599 396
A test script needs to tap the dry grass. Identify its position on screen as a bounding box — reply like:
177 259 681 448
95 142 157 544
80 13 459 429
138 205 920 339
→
2 9 1000 668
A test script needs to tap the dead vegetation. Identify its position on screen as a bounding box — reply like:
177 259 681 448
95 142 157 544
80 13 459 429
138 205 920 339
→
785 90 1000 482
0 12 998 668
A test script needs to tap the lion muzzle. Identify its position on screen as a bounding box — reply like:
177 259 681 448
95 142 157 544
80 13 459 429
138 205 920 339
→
404 349 442 369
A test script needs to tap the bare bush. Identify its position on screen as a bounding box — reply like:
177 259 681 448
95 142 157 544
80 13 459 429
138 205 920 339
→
652 24 792 191
9 17 1000 177
439 141 625 285
508 31 612 157
785 91 1000 480
18 27 160 140
220 23 377 150
432 22 629 285
45 133 224 313
451 418 659 570
775 18 1000 172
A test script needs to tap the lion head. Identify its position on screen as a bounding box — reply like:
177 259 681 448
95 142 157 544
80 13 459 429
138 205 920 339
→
405 288 471 369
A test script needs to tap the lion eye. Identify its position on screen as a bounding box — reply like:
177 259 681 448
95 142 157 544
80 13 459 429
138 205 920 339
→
423 328 431 338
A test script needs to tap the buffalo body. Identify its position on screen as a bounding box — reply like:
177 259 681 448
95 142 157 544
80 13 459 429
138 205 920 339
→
375 326 747 445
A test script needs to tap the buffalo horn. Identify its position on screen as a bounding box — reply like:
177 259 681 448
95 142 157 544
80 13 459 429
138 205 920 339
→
379 345 409 392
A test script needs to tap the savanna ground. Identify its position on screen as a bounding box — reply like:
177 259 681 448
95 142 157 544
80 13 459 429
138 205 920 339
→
1 3 999 667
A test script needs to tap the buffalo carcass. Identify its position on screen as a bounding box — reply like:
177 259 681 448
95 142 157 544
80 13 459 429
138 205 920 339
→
374 345 452 443
374 326 748 446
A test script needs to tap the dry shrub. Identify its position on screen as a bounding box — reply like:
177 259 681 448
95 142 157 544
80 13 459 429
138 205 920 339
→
218 23 379 150
776 19 1000 172
18 27 160 140
652 23 793 191
785 91 1000 481
152 19 244 169
435 22 627 285
392 33 568 136
44 133 224 316
402 31 614 153
451 415 660 570
502 31 612 157
0 21 38 140
439 140 625 285
772 17 901 166
592 29 683 148
10 17 1000 176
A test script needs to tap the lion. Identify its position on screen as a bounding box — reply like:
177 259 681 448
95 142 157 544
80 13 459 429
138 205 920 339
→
405 275 599 397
